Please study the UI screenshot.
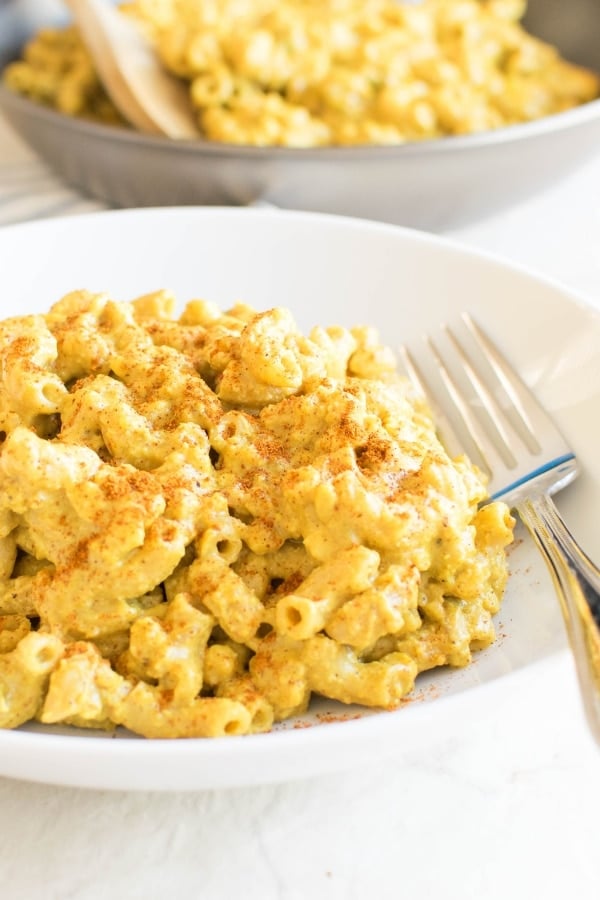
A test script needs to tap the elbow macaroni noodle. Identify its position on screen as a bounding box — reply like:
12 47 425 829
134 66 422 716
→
3 0 599 146
0 289 515 738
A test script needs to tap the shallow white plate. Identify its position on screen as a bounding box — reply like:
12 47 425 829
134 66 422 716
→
0 207 598 791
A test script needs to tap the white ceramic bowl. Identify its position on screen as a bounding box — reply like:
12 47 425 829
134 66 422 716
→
0 206 598 790
1 0 600 229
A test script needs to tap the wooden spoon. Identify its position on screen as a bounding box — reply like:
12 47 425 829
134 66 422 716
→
65 0 200 139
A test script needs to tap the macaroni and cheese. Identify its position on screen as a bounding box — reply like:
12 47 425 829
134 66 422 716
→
0 290 514 738
3 0 599 146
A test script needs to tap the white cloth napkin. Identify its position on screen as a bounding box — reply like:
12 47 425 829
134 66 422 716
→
0 117 106 226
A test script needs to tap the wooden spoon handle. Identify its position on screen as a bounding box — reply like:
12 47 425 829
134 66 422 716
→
65 0 199 139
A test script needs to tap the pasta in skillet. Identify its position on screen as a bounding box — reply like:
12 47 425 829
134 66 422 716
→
3 0 599 146
0 290 514 737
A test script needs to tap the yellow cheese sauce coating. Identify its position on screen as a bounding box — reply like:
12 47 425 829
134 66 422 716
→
0 290 514 737
3 0 599 146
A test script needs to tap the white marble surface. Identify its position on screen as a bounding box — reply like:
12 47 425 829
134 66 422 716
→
0 114 599 900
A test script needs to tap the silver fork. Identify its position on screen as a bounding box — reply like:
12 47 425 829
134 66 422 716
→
400 313 600 745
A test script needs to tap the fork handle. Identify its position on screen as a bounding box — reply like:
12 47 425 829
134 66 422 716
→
518 494 600 745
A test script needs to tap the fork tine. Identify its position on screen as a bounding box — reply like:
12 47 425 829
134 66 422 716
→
398 345 464 459
461 313 542 453
401 315 572 489
422 334 507 478
443 324 517 468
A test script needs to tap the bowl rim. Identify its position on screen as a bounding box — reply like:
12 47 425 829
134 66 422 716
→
2 79 600 160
